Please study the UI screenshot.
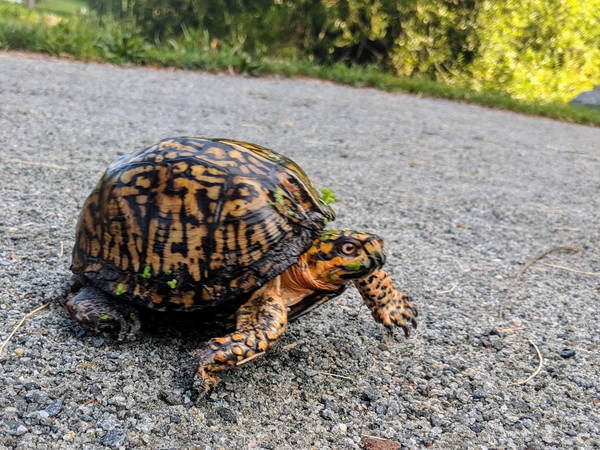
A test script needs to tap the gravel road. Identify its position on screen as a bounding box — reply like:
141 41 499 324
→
1 52 599 449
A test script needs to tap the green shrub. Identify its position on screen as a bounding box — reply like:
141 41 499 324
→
469 0 600 102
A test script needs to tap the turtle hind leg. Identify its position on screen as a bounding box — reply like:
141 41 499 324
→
62 286 142 341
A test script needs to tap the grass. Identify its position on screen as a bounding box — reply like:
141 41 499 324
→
1 1 599 127
34 0 87 16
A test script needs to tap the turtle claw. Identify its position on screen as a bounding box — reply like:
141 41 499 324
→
116 313 142 342
371 291 418 338
191 364 221 399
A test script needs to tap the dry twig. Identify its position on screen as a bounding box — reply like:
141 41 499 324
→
4 158 68 170
0 303 50 357
496 326 523 334
235 352 265 366
281 342 300 351
441 255 466 272
438 282 459 294
499 245 581 318
542 263 600 276
510 339 543 386
318 371 353 381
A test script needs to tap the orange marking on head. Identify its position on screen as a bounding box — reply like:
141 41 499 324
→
318 242 334 254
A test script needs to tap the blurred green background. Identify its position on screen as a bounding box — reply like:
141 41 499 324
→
1 0 599 122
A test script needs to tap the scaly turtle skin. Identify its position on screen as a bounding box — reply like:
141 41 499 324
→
63 137 417 392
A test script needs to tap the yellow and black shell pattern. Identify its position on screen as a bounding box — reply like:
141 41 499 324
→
71 137 335 312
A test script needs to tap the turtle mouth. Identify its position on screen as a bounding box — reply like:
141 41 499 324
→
339 252 385 280
369 251 386 268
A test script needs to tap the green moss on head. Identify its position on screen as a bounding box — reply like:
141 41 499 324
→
319 228 338 241
344 261 362 271
141 265 152 279
99 314 110 320
167 279 177 289
320 188 336 205
114 283 126 295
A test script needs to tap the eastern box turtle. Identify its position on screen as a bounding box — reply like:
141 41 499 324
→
64 137 417 392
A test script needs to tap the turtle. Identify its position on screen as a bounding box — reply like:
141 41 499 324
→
63 137 417 392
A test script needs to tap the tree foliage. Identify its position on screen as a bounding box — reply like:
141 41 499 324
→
85 0 599 103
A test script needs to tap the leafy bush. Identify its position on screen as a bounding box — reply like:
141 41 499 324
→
1 0 600 124
469 0 600 102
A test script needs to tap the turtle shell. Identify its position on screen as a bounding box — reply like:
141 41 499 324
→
71 137 335 312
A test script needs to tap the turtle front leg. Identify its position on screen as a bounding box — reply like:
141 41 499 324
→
61 287 142 341
193 286 288 393
354 269 417 337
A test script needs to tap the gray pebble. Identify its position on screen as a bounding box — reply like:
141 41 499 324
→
216 407 237 424
103 428 127 448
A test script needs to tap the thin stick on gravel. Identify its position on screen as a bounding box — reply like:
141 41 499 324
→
542 263 600 276
499 245 581 318
441 255 466 272
281 342 300 351
0 303 50 357
496 326 523 334
235 352 265 366
510 339 543 386
4 158 68 170
318 371 353 381
438 282 459 294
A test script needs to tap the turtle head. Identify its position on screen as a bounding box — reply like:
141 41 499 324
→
305 229 386 286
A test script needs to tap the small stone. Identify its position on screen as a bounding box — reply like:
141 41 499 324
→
360 387 379 403
470 423 484 433
30 409 51 425
560 349 576 359
430 415 443 428
109 395 127 408
103 428 126 448
158 390 183 406
3 407 19 419
91 337 104 348
521 418 533 429
320 408 334 420
98 418 118 431
216 407 237 423
361 436 401 450
45 399 63 417
472 390 488 399
14 425 28 436
334 423 347 434
13 347 25 357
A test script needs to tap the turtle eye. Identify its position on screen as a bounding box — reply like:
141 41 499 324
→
340 242 357 255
